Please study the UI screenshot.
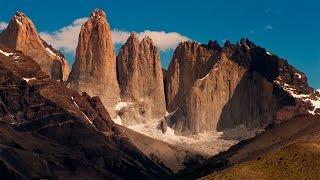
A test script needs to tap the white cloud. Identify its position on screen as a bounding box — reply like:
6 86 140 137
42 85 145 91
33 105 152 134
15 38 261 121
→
40 18 88 53
40 17 190 54
112 30 190 51
265 25 273 30
0 22 8 31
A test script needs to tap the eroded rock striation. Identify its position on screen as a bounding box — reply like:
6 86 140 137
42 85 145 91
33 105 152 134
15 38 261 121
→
0 11 70 81
67 9 120 118
116 34 166 125
166 39 318 135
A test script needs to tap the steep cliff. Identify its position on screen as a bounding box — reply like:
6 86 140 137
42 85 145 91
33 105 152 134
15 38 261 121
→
116 34 166 125
67 9 120 118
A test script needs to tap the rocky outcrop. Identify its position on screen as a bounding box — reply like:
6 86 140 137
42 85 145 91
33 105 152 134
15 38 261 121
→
0 44 170 179
165 40 221 112
67 9 120 118
116 34 166 124
167 39 318 135
0 12 70 81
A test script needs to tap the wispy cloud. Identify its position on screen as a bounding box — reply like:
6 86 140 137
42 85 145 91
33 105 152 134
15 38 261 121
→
0 22 8 31
265 25 273 30
40 17 190 54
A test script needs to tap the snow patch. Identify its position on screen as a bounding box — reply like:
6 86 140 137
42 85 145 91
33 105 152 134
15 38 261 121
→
295 72 302 79
307 96 320 115
71 96 80 108
112 101 132 125
0 49 14 57
199 67 218 81
14 16 22 26
71 96 94 125
23 78 36 83
112 115 123 125
115 101 131 111
266 51 272 56
275 79 320 115
45 47 61 59
200 73 210 81
82 112 92 124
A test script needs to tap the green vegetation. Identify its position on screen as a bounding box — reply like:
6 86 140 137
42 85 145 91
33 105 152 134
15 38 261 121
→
203 141 320 180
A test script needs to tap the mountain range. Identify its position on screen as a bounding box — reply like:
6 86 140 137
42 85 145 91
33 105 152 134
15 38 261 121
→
0 9 319 179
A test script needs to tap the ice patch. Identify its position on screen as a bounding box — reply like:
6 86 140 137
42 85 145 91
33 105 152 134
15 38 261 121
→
23 78 36 83
0 49 14 57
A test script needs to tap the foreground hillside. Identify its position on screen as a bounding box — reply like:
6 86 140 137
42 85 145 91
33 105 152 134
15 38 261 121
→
203 141 320 179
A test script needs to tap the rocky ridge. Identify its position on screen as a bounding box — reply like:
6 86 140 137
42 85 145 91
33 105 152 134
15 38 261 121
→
165 39 319 135
0 12 70 81
0 44 170 179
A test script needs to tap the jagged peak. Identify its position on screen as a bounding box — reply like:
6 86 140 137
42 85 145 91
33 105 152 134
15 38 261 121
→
13 11 26 25
15 11 26 17
124 33 139 46
141 35 153 44
90 8 106 19
204 40 221 50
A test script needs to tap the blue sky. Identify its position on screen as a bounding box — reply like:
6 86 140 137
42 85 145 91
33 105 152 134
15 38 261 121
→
0 0 319 88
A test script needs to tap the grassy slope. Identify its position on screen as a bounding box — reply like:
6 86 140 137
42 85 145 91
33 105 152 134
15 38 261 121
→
203 141 320 180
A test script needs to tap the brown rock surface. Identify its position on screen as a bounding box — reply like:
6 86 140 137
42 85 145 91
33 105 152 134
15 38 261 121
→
116 34 166 123
67 9 120 118
165 40 221 112
167 39 316 135
0 12 70 81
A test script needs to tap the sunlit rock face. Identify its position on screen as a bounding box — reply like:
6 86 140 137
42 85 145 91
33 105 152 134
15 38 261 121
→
67 9 120 118
0 11 70 81
116 34 166 125
166 39 317 135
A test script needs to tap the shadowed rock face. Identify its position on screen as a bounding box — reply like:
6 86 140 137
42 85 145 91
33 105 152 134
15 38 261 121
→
166 39 317 135
116 34 166 124
0 12 70 81
67 9 120 118
0 44 170 179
